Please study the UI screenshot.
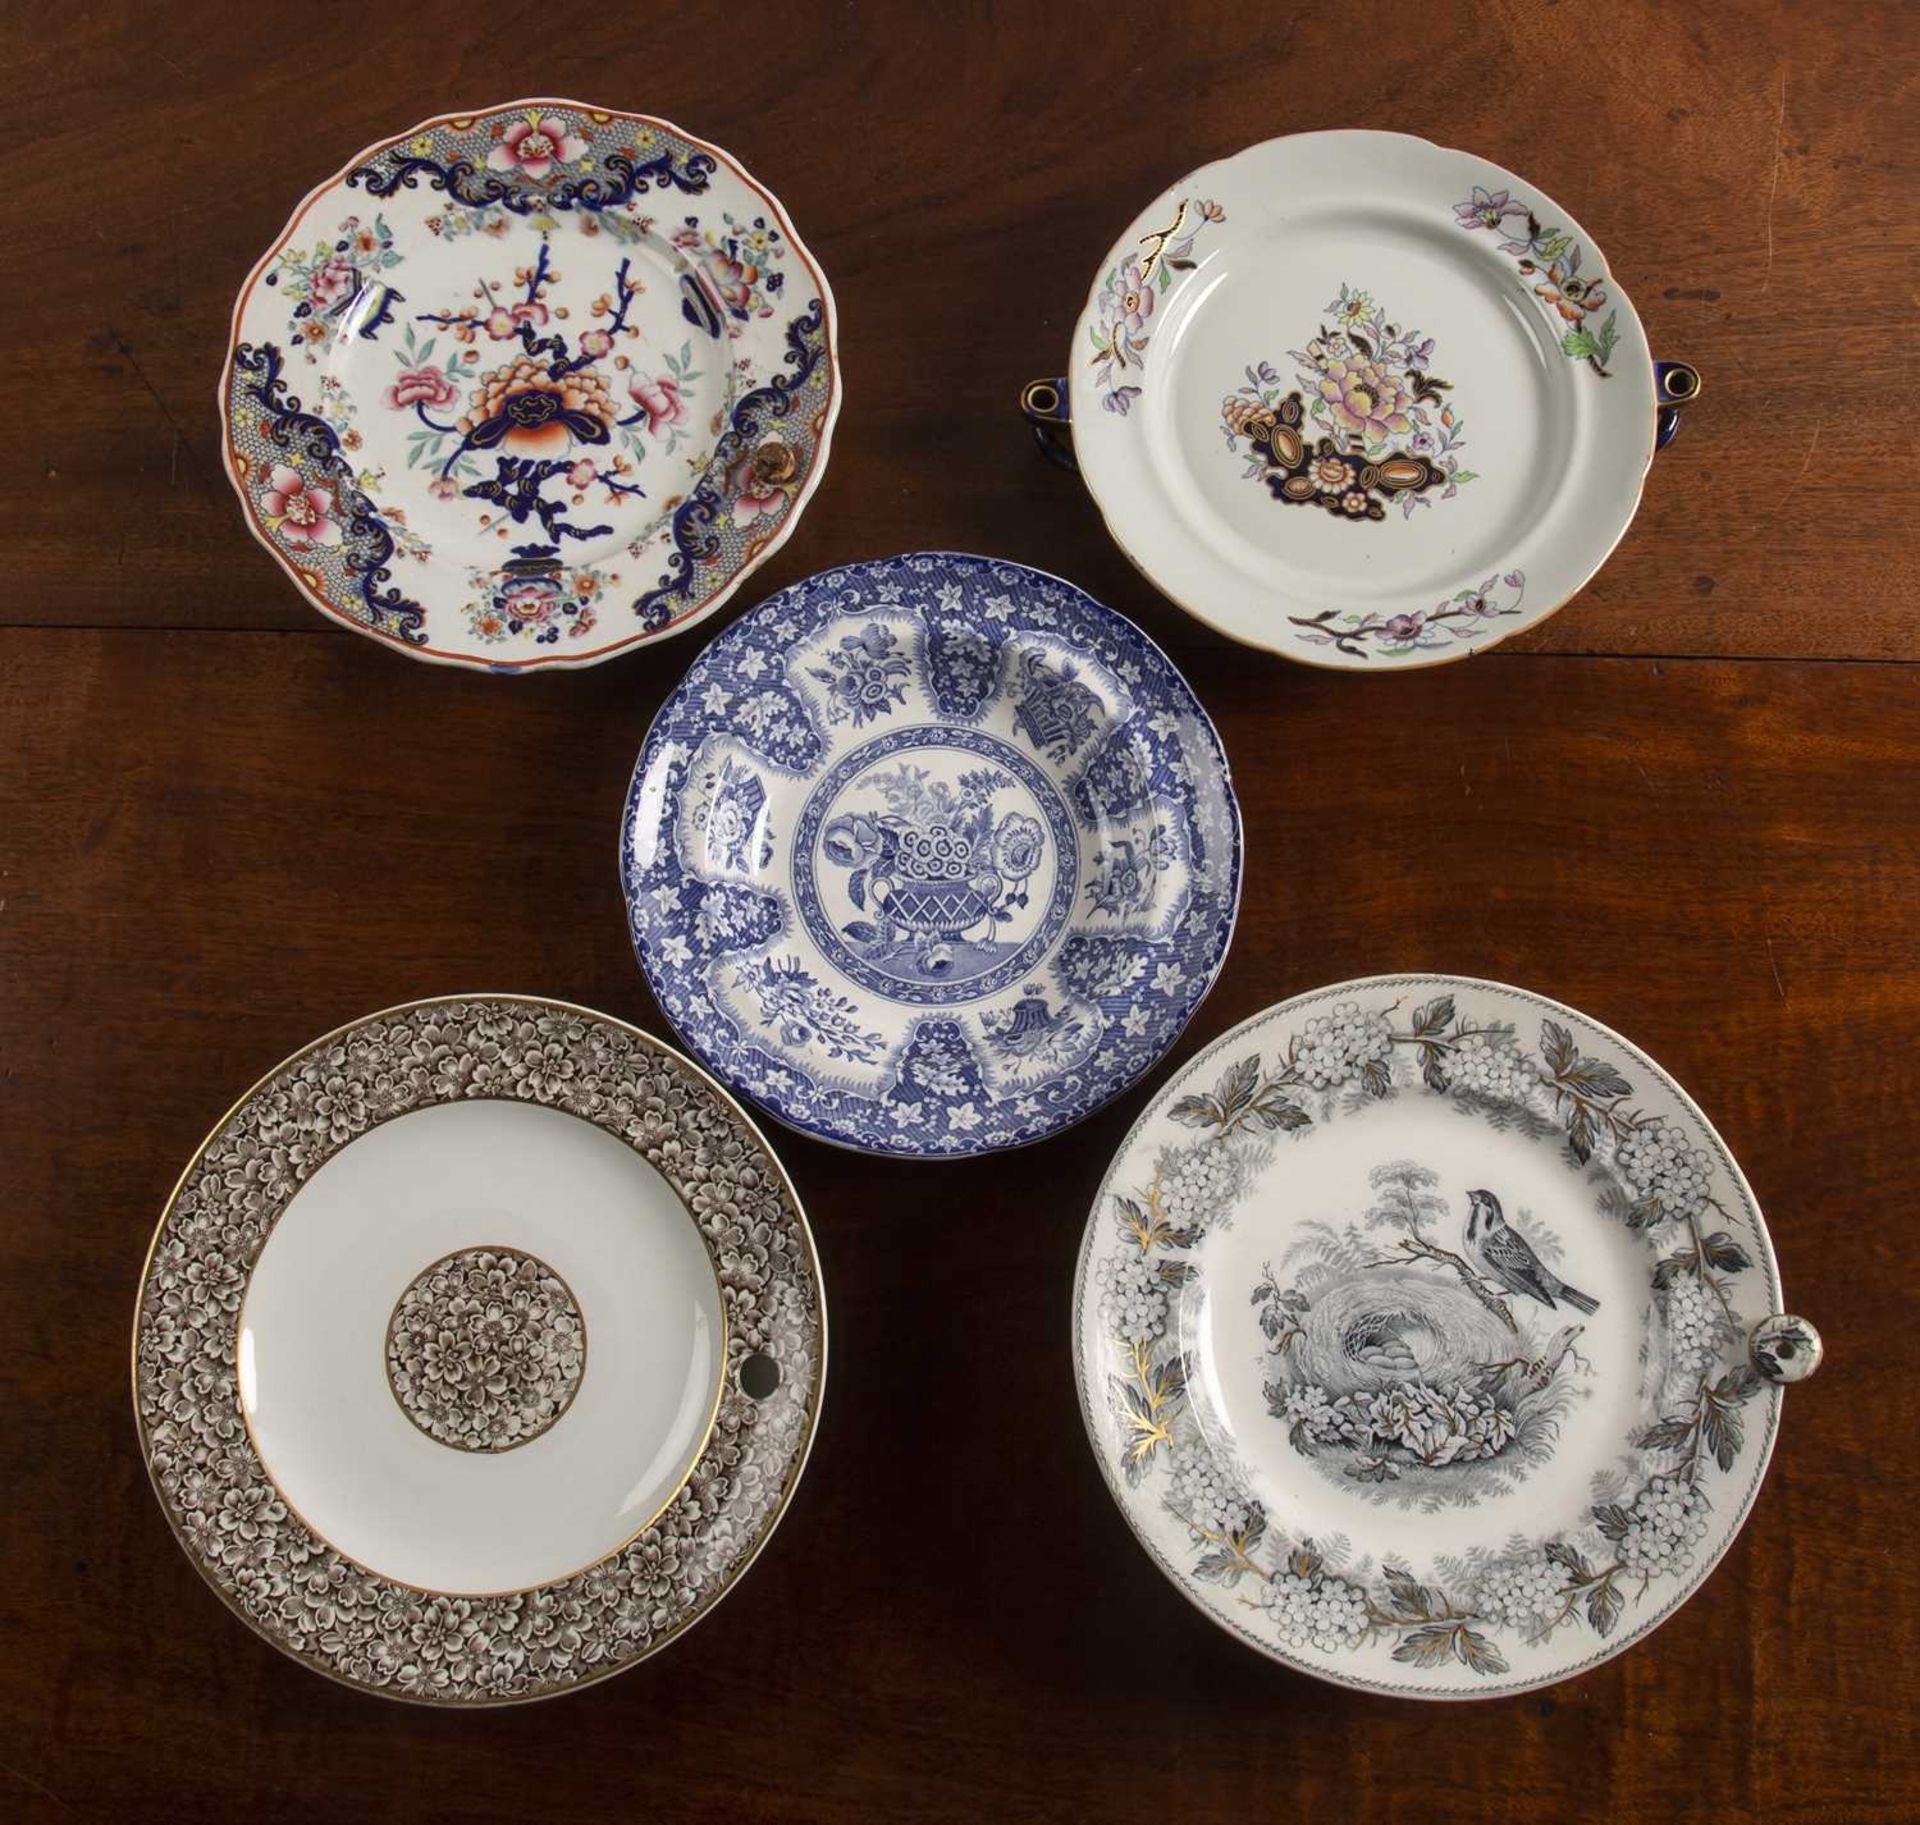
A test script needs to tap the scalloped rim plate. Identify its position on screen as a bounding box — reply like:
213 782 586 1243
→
219 100 839 672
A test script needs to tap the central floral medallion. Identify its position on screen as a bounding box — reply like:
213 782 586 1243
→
1221 285 1476 523
385 1246 587 1454
792 725 1079 1007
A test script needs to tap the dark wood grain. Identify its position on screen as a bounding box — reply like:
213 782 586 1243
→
1 0 1914 656
1 1 1916 1820
1 630 1914 1823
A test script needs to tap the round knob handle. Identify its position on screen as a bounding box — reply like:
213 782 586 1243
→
1750 1314 1823 1385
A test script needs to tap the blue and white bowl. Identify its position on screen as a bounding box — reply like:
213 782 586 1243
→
622 553 1242 1157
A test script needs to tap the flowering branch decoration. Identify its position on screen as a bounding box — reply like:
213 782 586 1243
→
1454 185 1619 378
1088 197 1226 414
1289 571 1527 661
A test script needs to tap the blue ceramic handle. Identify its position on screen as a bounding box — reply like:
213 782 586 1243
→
1021 376 1077 471
1655 361 1701 451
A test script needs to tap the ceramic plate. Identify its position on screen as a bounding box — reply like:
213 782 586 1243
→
132 997 825 1704
1053 131 1698 668
220 100 839 671
623 553 1241 1157
1075 976 1820 1697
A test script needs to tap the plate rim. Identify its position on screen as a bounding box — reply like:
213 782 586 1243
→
130 991 829 1706
621 548 1245 1159
1068 128 1659 672
1071 971 1785 1699
216 97 843 674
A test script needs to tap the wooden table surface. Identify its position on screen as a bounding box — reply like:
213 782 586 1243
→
2 2 1915 1819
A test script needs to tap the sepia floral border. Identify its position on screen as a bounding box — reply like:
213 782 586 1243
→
132 995 826 1705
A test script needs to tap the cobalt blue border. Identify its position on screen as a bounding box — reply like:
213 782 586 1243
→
619 552 1244 1159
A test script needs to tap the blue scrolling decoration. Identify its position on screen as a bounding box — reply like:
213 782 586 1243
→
347 145 716 214
231 341 428 644
631 297 830 632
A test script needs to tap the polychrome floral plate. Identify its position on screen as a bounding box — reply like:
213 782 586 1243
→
132 997 825 1704
1075 976 1820 1697
220 101 839 671
622 553 1241 1157
1032 131 1699 669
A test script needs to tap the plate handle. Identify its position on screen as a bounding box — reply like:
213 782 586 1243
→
1655 361 1702 451
1749 1313 1823 1385
1020 376 1077 472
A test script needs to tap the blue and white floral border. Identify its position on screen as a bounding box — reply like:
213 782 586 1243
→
621 553 1243 1157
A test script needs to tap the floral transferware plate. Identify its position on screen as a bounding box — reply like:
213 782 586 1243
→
623 553 1241 1157
132 996 825 1704
1075 976 1820 1697
220 101 839 671
1027 131 1699 669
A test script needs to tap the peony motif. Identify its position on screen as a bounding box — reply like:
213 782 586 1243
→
486 114 589 180
306 255 359 311
382 364 460 412
627 373 686 435
1317 355 1413 443
259 465 342 549
460 356 617 454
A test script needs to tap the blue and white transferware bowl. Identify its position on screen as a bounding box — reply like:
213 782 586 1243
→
220 100 839 672
1031 130 1699 669
1075 975 1820 1697
623 553 1242 1157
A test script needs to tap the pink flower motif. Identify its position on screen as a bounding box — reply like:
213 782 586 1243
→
260 465 341 549
732 477 788 529
307 256 359 311
484 300 550 341
578 328 613 359
1317 356 1413 443
429 475 461 502
1112 258 1155 335
566 459 596 489
486 115 589 181
382 365 460 412
700 248 759 314
500 581 558 626
627 373 685 435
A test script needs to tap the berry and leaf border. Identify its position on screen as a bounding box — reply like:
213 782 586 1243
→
1092 990 1771 1684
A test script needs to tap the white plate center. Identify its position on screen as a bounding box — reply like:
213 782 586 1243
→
238 1098 724 1592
